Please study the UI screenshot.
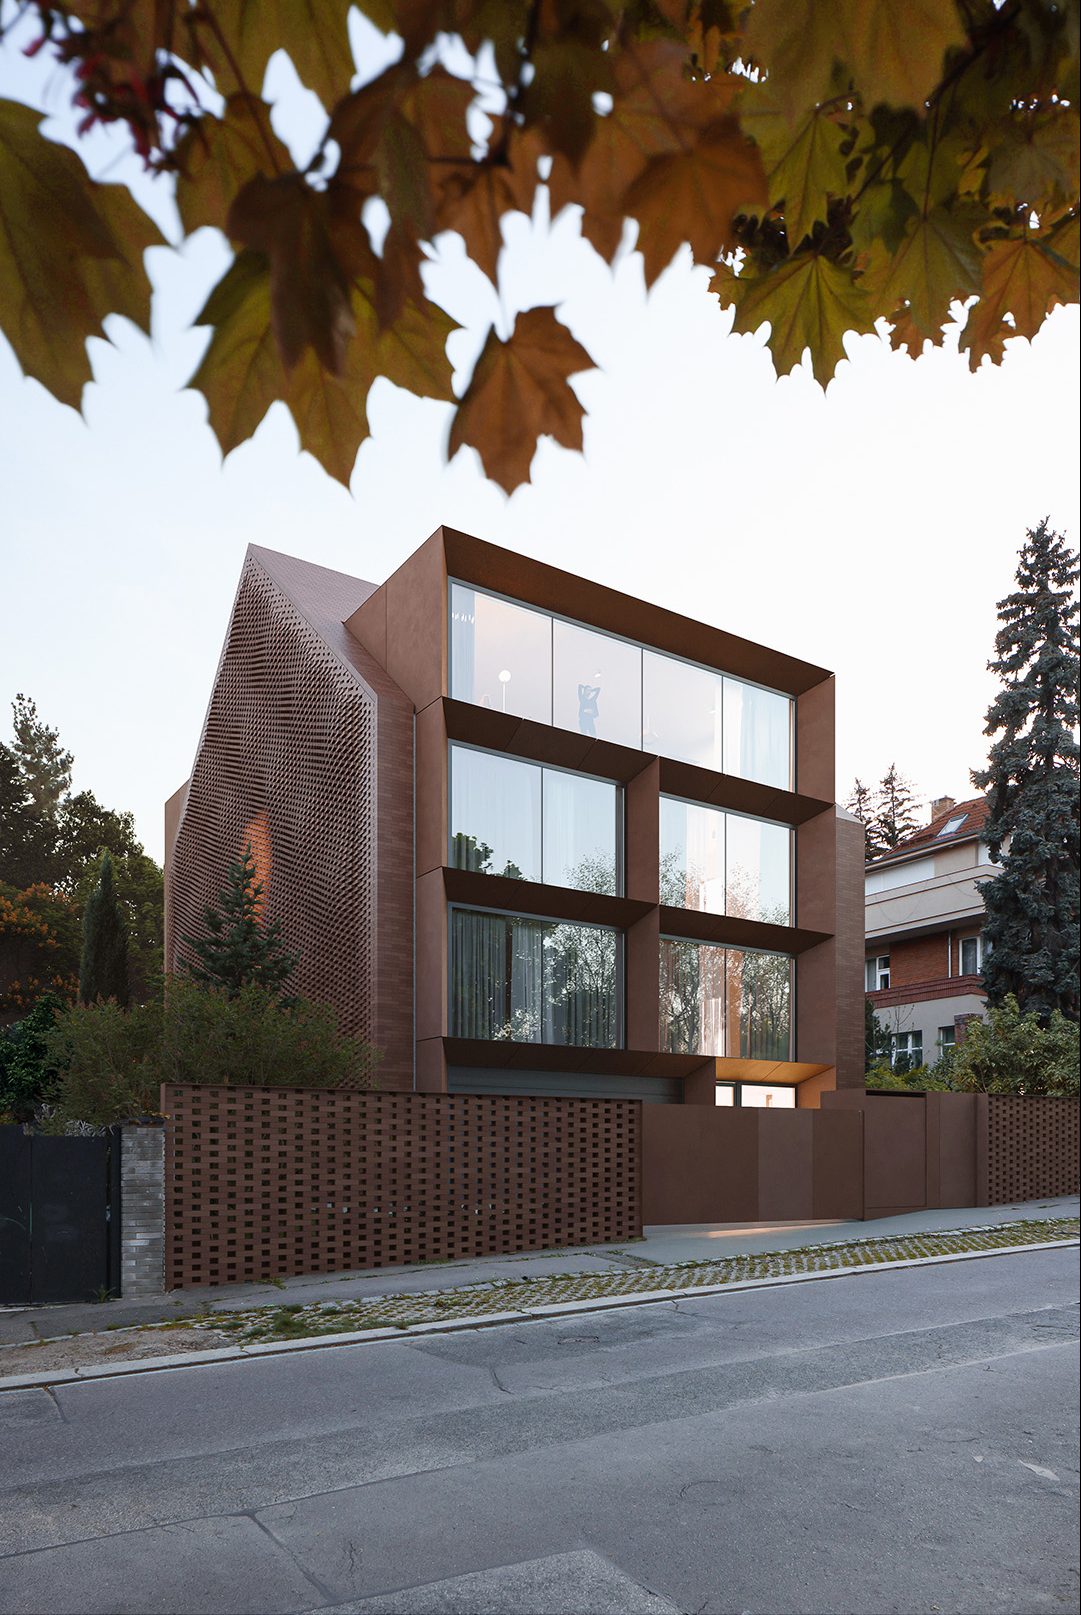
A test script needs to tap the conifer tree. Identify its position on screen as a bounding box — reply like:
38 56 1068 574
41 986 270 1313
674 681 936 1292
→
847 778 884 863
972 520 1080 1021
873 765 922 853
181 844 299 995
79 851 130 1006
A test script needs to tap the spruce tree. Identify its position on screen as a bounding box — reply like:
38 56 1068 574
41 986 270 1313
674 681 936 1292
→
873 764 922 852
181 844 299 995
971 519 1080 1021
79 851 130 1006
847 778 884 862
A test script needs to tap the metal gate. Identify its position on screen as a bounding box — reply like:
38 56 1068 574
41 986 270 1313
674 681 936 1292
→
0 1128 121 1303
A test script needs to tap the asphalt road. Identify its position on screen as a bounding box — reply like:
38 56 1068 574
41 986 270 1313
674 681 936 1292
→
1 1248 1077 1615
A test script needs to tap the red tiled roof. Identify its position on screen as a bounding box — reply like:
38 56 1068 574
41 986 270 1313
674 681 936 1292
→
871 795 989 864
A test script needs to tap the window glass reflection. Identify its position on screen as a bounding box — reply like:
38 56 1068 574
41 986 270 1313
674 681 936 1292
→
722 679 791 789
449 583 551 722
727 948 792 1060
552 620 642 748
739 1084 796 1108
714 1084 736 1106
643 651 724 772
660 798 725 913
659 937 726 1056
450 748 540 880
450 909 620 1048
543 768 619 894
726 813 792 924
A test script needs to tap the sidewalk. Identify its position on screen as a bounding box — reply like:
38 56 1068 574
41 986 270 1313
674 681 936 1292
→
2 1196 1076 1349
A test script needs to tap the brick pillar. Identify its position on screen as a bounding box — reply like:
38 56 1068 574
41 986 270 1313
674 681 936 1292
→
120 1126 165 1296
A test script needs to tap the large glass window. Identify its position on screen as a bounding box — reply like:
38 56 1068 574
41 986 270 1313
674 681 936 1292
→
643 650 725 772
739 1084 796 1108
543 767 619 894
448 582 794 790
725 812 792 924
449 583 551 722
727 947 792 1060
722 678 792 790
660 799 791 924
659 937 726 1056
450 908 620 1048
552 619 642 748
450 746 620 893
660 938 792 1059
660 798 725 912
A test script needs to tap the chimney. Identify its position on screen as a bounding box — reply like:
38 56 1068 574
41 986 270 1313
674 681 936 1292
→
931 794 956 819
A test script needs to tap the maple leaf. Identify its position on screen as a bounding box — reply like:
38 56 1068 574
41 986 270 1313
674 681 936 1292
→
202 0 355 110
741 88 853 249
625 119 767 284
520 39 613 166
174 97 291 235
959 235 1078 369
717 252 872 385
986 110 1081 211
227 173 362 373
865 208 982 338
436 129 544 283
0 99 161 410
448 307 595 493
744 0 966 121
189 251 282 455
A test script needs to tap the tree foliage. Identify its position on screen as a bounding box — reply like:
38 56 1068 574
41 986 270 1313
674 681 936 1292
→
0 696 163 1001
0 990 65 1121
180 843 300 994
972 519 1080 1020
1 0 1077 493
0 880 80 1017
848 763 922 860
943 992 1079 1094
79 850 130 1006
42 980 381 1127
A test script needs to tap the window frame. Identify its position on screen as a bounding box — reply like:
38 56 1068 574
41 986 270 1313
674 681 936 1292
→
448 741 625 895
866 954 891 991
659 933 795 1061
659 793 794 925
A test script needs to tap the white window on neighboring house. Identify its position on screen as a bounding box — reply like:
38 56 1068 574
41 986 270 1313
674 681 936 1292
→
937 1025 957 1059
890 1030 923 1069
959 935 982 976
866 954 890 991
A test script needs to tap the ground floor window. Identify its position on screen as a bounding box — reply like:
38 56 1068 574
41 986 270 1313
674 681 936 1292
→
890 1030 923 1071
937 1024 957 1059
450 907 621 1048
660 937 793 1060
715 1082 796 1108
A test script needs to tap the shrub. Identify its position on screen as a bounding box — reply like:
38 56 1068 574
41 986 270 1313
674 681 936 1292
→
0 992 66 1122
945 995 1079 1097
43 979 380 1127
865 1059 954 1094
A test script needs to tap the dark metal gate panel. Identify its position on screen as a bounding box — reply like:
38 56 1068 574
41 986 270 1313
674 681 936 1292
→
0 1128 32 1304
29 1135 110 1303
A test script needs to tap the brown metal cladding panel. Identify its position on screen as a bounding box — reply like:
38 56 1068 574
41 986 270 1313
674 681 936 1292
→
658 759 829 826
416 869 447 1042
641 1106 760 1222
984 1096 1079 1204
165 557 402 1074
416 700 448 879
163 1084 641 1287
796 808 837 934
796 940 837 1070
812 1109 864 1218
626 758 661 905
443 699 649 783
834 812 867 1089
626 908 661 1052
443 1038 703 1079
863 1095 927 1216
928 1092 978 1208
757 1110 815 1220
795 678 835 802
658 907 828 956
443 868 651 929
441 527 831 696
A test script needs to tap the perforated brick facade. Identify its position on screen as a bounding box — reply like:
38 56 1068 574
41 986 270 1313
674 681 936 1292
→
162 1084 641 1288
985 1095 1079 1204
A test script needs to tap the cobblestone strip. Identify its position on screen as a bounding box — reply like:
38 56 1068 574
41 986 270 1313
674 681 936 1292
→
204 1217 1079 1346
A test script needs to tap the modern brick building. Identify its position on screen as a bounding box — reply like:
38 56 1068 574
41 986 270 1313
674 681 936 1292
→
165 528 865 1109
864 795 992 1067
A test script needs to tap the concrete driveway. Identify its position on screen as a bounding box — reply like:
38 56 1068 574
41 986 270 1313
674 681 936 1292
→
0 1245 1077 1615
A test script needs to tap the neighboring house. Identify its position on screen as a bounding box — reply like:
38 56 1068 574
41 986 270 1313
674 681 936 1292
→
864 795 993 1067
164 528 865 1110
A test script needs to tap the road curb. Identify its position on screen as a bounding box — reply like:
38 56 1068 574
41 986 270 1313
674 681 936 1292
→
1 1235 1075 1394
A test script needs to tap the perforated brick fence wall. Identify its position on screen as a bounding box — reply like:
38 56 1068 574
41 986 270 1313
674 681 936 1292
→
984 1095 1079 1205
163 1085 641 1289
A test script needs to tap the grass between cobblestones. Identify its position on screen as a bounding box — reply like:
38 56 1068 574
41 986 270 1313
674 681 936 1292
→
202 1217 1079 1346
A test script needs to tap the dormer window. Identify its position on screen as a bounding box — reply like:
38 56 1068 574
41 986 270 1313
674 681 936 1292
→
937 814 968 836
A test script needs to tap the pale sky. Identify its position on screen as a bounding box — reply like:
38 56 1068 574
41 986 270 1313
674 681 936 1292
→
1 16 1078 865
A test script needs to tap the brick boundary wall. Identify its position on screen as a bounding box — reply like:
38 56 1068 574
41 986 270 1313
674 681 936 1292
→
983 1095 1079 1205
163 1086 641 1289
120 1126 165 1296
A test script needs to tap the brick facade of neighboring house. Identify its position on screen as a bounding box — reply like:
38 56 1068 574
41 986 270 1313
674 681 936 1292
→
864 795 992 1067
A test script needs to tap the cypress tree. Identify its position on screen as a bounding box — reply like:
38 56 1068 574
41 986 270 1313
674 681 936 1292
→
181 844 299 995
79 851 130 1005
971 519 1080 1021
873 764 921 852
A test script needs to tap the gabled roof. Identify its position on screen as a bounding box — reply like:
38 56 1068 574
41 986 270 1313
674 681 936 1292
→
869 796 989 867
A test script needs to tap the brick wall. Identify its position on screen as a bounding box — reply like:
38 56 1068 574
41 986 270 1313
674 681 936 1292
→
889 934 950 988
120 1127 165 1296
